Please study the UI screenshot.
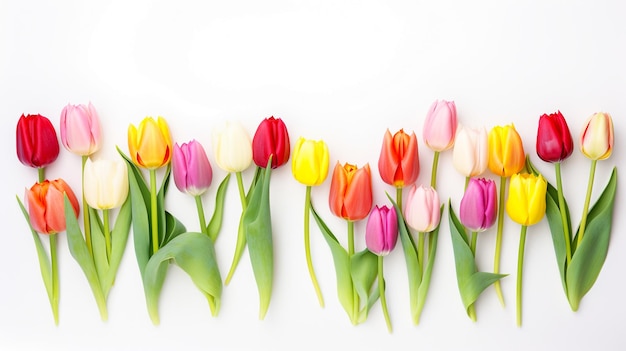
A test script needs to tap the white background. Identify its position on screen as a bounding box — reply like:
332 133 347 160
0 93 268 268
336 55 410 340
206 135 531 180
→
1 1 625 350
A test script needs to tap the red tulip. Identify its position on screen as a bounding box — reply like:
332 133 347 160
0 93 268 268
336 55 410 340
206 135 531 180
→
378 129 420 187
328 162 373 221
536 111 574 163
26 179 79 235
252 116 290 168
16 114 60 169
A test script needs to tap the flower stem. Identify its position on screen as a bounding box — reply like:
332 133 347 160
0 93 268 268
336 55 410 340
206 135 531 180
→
348 220 358 323
378 256 392 333
224 172 249 285
50 234 59 325
103 209 111 262
470 231 478 256
396 187 403 212
38 167 45 183
493 176 506 307
516 225 528 327
82 156 93 256
236 171 247 210
304 186 324 307
195 195 208 236
149 169 159 255
467 230 479 322
577 160 597 247
554 162 572 264
431 151 440 189
417 232 425 275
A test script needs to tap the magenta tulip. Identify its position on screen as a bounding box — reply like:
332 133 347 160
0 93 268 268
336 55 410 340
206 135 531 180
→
404 184 440 232
365 205 398 256
172 140 213 196
423 100 457 152
459 178 497 232
59 102 102 156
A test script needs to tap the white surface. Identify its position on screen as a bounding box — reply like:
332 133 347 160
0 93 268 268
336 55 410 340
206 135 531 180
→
1 1 625 350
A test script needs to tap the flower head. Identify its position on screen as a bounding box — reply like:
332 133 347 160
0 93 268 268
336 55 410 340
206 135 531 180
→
26 179 79 234
16 114 60 169
452 124 488 177
423 100 457 152
536 111 573 163
459 178 497 232
292 137 330 186
579 112 614 160
488 124 525 177
84 158 129 210
329 162 373 221
252 117 290 169
378 129 420 187
127 117 172 169
366 205 398 256
212 121 253 173
60 102 102 156
172 140 213 196
404 184 440 232
506 173 547 226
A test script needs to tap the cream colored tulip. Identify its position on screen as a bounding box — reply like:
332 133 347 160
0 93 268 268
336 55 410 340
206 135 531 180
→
84 158 129 210
212 121 253 173
452 124 488 177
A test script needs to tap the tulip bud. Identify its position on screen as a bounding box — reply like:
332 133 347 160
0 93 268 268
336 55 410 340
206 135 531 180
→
378 129 420 188
366 205 398 256
291 137 330 186
84 158 129 210
459 178 497 232
26 179 79 234
536 111 574 163
172 140 213 196
452 124 488 177
506 173 547 226
579 112 614 160
60 102 102 156
212 121 253 173
404 184 440 232
128 117 173 169
328 162 373 221
423 100 457 152
252 117 291 169
488 124 525 177
16 114 60 169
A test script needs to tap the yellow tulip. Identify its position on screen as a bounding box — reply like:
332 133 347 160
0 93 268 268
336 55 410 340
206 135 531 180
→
506 173 547 226
488 124 525 177
292 137 330 186
128 116 172 169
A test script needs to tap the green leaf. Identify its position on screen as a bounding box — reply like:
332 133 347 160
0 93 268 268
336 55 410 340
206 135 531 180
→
310 204 355 324
243 162 274 319
143 232 222 324
89 207 108 287
207 173 231 242
102 196 132 297
414 206 444 324
64 195 108 320
161 211 187 246
448 201 506 317
351 249 378 323
566 167 617 311
157 165 171 247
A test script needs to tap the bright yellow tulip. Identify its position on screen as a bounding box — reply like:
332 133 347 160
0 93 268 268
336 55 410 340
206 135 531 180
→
506 173 547 226
292 137 330 186
128 116 172 169
488 124 525 177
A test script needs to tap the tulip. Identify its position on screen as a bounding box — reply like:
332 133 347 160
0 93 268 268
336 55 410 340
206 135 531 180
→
83 159 129 210
378 129 420 189
460 178 497 233
366 205 398 256
580 112 614 161
452 125 488 178
173 140 213 197
26 179 79 235
292 137 330 186
488 124 525 177
423 99 457 152
328 162 373 221
404 184 440 233
128 117 172 170
252 117 290 169
212 121 253 173
506 173 547 227
535 111 574 163
59 102 102 156
16 114 60 171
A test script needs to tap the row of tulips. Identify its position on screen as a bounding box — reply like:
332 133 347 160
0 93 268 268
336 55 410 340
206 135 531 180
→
15 101 616 332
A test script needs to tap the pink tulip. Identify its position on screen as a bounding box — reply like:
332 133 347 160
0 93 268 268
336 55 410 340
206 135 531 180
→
423 100 457 152
59 102 102 156
365 205 398 256
459 178 497 232
172 140 213 196
404 184 440 232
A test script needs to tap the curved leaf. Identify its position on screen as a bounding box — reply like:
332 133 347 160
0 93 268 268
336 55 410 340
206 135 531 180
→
351 249 378 323
161 211 187 246
567 167 617 311
143 232 222 324
207 173 231 242
414 206 444 324
102 196 132 297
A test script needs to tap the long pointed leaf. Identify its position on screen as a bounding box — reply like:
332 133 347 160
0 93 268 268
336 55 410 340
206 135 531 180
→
89 207 108 288
102 196 132 297
207 173 231 242
351 249 378 323
415 206 444 324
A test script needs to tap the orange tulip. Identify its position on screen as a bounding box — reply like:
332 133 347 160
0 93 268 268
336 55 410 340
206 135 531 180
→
378 129 420 187
128 116 173 169
328 162 373 221
488 124 525 177
26 179 79 235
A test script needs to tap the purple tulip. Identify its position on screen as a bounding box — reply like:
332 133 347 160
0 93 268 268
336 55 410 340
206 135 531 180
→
365 205 398 256
459 178 497 232
172 140 213 196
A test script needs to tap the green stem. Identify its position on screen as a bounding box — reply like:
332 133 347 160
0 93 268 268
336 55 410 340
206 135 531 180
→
467 230 479 322
554 162 572 264
516 225 528 327
396 187 403 213
348 220 358 323
195 195 208 236
38 167 45 183
378 256 392 333
224 172 249 285
304 186 324 307
465 176 470 190
577 160 597 247
82 156 93 256
493 176 506 307
417 232 425 275
149 169 159 255
431 151 440 189
103 209 111 262
50 234 59 325
236 172 247 210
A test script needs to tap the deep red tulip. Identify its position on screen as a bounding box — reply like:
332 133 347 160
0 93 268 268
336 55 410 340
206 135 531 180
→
536 111 574 163
252 116 290 169
16 114 60 168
